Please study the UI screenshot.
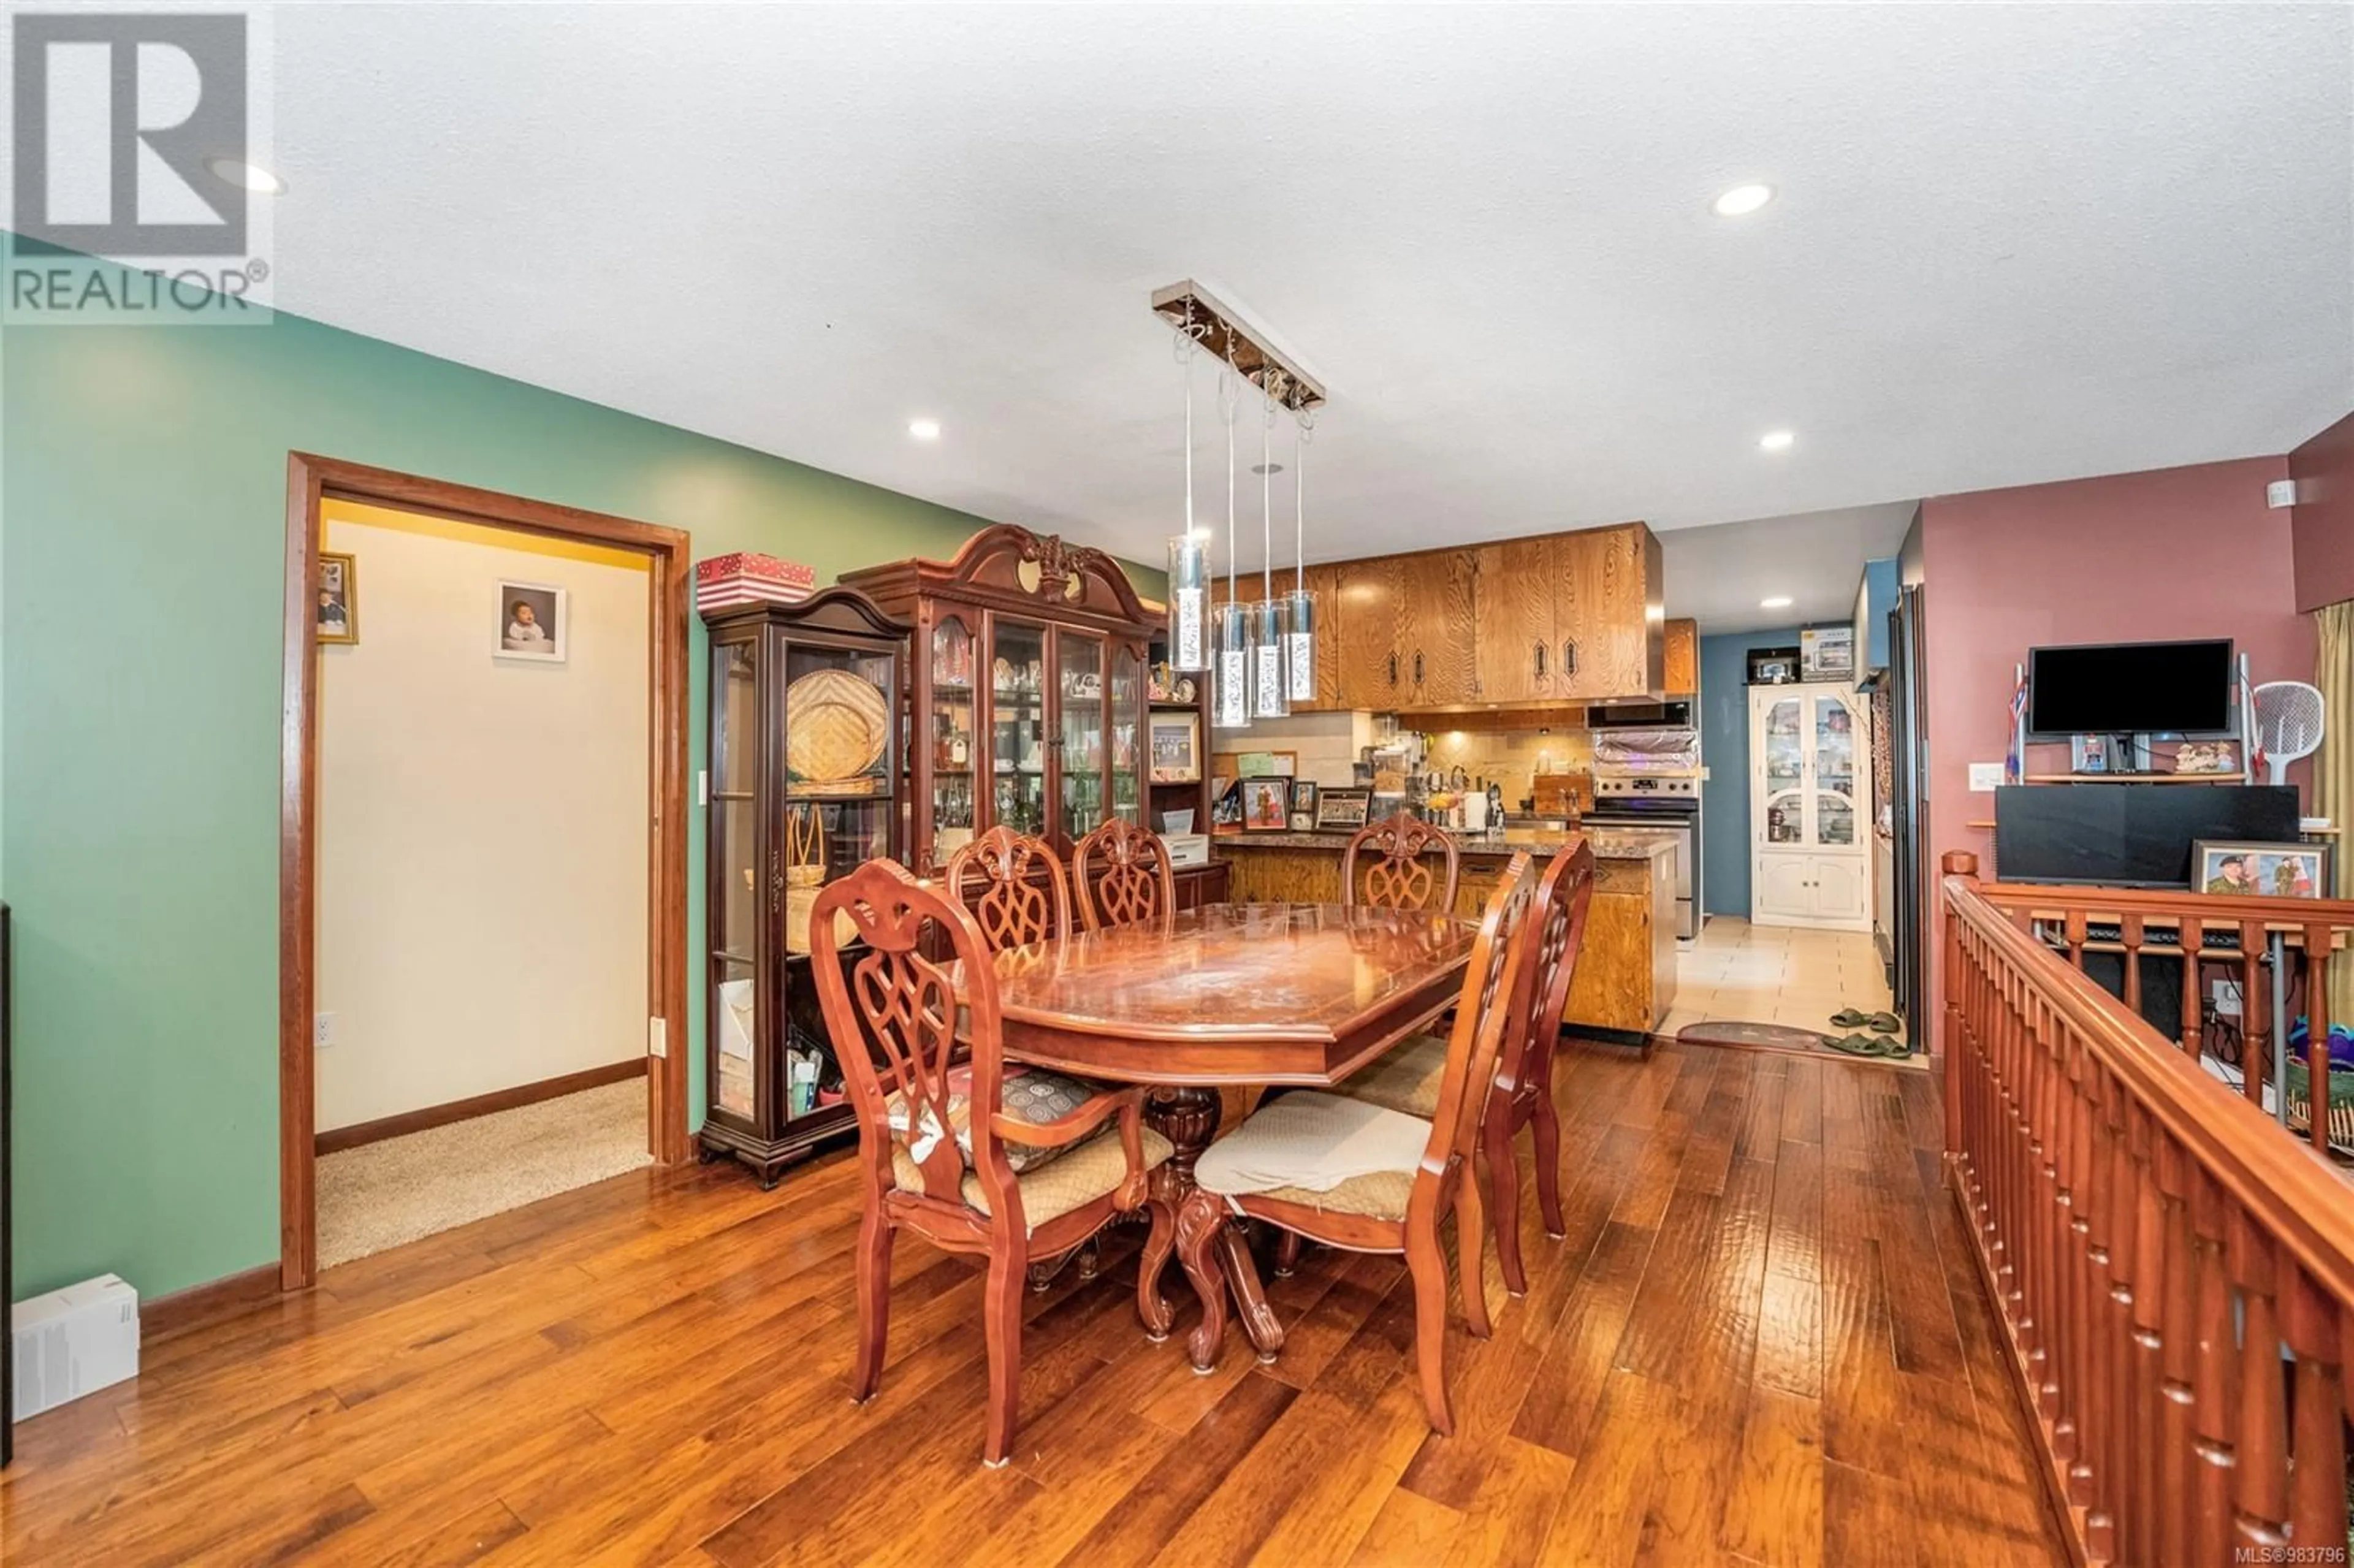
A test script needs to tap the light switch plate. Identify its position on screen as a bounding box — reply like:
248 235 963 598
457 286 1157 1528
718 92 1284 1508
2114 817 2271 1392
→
648 1017 667 1058
1968 763 2006 793
696 770 709 807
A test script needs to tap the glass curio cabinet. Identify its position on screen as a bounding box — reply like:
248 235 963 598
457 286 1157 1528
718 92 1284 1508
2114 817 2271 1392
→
700 585 909 1185
1748 680 1870 931
842 525 1151 871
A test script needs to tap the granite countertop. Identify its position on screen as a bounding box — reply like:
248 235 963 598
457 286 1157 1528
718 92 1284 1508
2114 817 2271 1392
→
1217 829 1675 863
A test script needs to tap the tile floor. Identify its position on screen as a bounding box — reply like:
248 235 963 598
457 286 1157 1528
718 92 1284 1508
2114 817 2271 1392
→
1663 915 1901 1042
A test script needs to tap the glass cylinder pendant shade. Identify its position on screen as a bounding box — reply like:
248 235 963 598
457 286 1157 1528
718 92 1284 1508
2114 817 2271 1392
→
1165 533 1210 672
1213 602 1252 729
1251 598 1291 718
1281 588 1316 703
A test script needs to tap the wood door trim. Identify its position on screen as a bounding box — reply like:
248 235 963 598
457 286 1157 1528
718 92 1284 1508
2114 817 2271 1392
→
280 453 691 1293
313 1058 650 1156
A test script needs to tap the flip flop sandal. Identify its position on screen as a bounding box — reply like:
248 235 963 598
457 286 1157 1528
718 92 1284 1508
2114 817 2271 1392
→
1827 1032 1910 1059
1867 1011 1902 1035
1829 1008 1872 1029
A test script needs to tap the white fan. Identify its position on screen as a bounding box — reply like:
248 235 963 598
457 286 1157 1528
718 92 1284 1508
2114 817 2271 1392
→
2252 680 2326 785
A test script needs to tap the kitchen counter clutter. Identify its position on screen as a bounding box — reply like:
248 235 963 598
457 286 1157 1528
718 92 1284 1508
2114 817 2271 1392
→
1216 829 1677 1038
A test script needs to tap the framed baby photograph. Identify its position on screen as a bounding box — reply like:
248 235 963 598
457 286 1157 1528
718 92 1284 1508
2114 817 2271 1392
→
316 552 358 645
1289 778 1319 824
2192 840 2331 900
495 579 568 663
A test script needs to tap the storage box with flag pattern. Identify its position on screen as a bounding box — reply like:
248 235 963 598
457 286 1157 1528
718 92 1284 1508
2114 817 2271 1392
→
695 553 817 614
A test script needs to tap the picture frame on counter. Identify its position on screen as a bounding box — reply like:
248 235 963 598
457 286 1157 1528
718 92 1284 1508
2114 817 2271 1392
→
1148 710 1201 783
1240 777 1292 832
1314 785 1372 831
2192 839 2330 900
1289 778 1319 823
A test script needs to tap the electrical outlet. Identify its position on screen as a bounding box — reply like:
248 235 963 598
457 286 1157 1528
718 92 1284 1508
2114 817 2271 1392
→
313 1012 336 1049
1968 762 2005 793
648 1016 667 1058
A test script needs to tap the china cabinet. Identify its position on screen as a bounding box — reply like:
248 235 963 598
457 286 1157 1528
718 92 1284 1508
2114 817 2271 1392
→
1750 680 1870 931
843 525 1156 869
699 586 909 1185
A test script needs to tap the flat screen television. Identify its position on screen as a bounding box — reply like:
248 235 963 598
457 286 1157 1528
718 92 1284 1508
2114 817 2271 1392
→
1994 783 2299 887
2024 638 2235 739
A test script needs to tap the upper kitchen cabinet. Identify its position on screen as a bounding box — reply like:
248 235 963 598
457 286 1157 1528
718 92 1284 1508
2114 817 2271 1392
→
1400 549 1480 706
1553 522 1664 702
1335 554 1409 709
1473 536 1559 704
1663 617 1699 696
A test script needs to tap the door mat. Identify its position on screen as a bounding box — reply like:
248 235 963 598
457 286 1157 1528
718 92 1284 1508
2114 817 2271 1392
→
1676 1021 1830 1052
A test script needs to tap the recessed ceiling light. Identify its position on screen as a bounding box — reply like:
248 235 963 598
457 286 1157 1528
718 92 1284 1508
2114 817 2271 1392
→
205 157 283 195
1758 429 1796 452
908 419 941 441
1712 183 1773 218
1761 595 1795 610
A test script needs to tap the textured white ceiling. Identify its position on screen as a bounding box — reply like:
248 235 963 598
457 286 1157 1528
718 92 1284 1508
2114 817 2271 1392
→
231 7 2354 585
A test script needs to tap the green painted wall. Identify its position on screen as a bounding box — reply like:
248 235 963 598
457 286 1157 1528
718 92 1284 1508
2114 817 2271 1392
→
2 305 1155 1301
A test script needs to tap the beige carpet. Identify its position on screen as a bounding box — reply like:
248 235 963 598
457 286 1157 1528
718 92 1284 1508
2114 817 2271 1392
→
316 1079 654 1269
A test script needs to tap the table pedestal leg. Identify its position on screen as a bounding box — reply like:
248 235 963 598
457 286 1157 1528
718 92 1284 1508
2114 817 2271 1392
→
1148 1086 1285 1370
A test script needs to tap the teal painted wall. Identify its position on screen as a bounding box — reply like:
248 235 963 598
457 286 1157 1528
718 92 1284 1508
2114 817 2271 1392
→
2 306 1153 1301
1699 628 1805 918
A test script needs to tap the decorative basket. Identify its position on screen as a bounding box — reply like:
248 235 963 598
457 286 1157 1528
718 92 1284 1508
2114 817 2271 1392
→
782 807 854 955
785 668 889 791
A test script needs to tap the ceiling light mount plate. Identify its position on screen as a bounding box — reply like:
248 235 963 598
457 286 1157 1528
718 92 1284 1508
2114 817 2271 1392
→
1151 280 1326 413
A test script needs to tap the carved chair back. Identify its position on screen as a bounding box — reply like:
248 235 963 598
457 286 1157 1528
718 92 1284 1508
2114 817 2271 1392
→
1493 843 1598 1106
1072 818 1176 935
1341 812 1462 914
942 826 1071 954
1419 852 1536 1179
810 858 1021 1224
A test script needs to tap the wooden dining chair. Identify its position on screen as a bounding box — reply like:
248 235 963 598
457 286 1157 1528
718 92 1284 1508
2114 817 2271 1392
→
1070 817 1176 935
1341 811 1462 913
943 825 1071 953
810 859 1175 1467
1181 853 1534 1434
1481 842 1596 1296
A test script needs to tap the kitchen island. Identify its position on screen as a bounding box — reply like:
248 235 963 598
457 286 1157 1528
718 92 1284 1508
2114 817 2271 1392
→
1214 829 1678 1038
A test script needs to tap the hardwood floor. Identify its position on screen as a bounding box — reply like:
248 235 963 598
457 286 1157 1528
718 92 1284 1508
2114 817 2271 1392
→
0 1040 2066 1567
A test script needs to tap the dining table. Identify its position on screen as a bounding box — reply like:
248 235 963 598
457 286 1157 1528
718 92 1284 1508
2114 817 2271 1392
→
957 900 1477 1370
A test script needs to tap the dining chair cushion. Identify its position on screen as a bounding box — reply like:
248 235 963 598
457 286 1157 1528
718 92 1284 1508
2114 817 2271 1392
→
891 1124 1175 1233
1330 1033 1447 1119
885 1064 1107 1175
1193 1090 1430 1203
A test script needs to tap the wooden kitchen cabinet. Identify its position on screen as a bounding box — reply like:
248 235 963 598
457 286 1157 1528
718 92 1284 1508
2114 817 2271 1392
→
1335 555 1408 709
1474 536 1558 704
1402 549 1480 706
1663 616 1698 696
1553 523 1664 701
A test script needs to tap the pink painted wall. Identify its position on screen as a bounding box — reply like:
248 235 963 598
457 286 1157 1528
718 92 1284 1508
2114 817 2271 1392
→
1919 455 2308 1027
2291 411 2354 611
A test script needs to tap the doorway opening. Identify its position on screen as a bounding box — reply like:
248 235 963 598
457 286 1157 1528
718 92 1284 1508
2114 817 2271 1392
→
281 456 690 1289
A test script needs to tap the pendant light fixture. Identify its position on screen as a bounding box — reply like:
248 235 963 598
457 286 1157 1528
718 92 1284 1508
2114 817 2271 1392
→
1282 406 1317 702
1164 311 1210 673
1251 386 1290 718
1212 365 1251 729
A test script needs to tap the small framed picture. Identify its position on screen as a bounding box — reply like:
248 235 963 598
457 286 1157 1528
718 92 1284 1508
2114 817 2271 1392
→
2192 840 2331 899
495 579 567 663
1240 776 1292 832
1289 778 1319 823
1149 710 1201 783
317 552 357 645
1314 785 1373 831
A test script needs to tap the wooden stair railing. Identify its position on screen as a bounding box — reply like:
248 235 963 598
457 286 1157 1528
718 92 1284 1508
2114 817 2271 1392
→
1943 852 2354 1565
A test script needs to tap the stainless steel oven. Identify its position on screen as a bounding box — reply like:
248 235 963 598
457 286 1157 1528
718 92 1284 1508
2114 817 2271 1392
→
1584 774 1702 941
